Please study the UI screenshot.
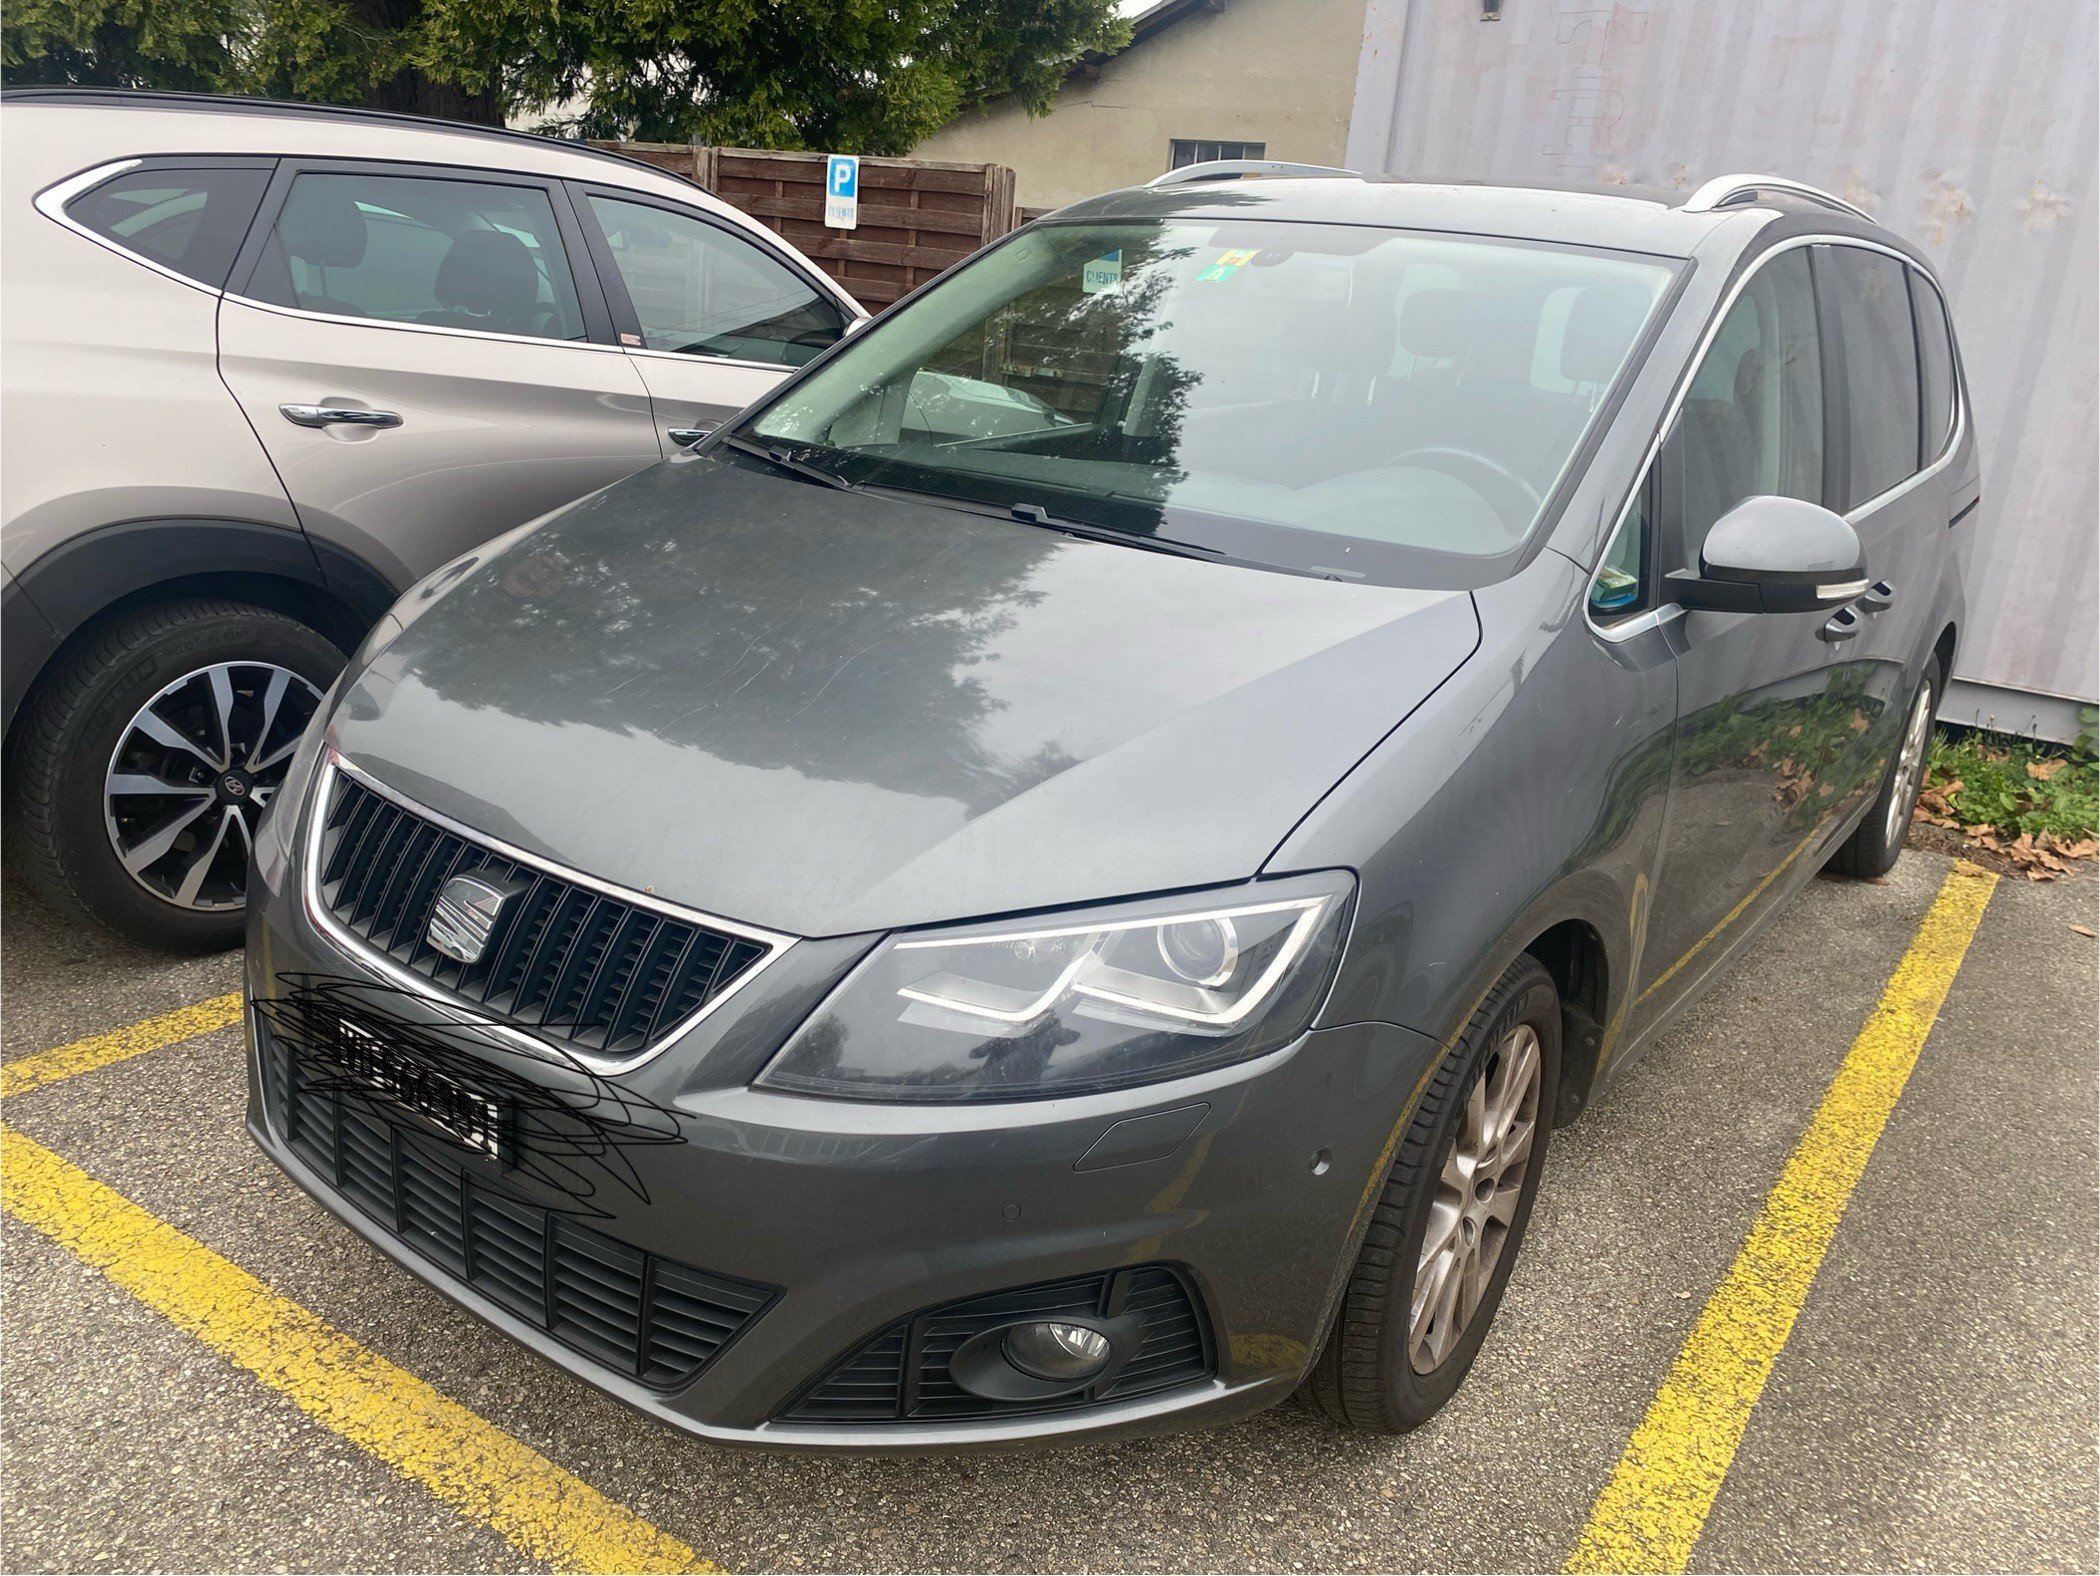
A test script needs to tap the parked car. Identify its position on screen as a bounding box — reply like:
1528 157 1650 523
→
244 165 1976 1446
0 88 863 950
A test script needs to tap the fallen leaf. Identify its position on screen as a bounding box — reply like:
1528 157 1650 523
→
2071 925 2097 939
2027 757 2066 781
2060 839 2098 860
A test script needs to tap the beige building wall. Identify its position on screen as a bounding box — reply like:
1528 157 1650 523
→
914 0 1368 211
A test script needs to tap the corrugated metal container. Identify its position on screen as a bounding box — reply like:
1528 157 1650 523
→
1346 0 2097 735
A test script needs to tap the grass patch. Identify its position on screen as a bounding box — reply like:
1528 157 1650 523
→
1916 724 2097 876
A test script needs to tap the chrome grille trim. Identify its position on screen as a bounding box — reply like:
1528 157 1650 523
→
299 750 794 1073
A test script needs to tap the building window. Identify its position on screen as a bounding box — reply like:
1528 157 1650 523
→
1170 139 1267 169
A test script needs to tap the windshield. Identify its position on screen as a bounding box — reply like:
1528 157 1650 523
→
743 218 1675 584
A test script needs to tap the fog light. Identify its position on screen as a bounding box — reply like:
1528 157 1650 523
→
1003 1320 1112 1382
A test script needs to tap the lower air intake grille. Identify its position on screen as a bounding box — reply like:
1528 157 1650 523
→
313 767 772 1058
262 1029 775 1390
783 1267 1213 1423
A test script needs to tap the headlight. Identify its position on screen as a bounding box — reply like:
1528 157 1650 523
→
757 874 1353 1103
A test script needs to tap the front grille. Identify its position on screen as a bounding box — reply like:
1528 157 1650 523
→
262 1029 775 1390
313 768 772 1057
784 1267 1213 1423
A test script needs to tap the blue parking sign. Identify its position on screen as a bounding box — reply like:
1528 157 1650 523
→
824 154 860 230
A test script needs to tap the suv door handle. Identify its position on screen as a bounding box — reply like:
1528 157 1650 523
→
1859 580 1896 612
279 404 403 430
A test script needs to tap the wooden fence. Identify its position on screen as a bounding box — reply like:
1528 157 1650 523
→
588 142 1019 311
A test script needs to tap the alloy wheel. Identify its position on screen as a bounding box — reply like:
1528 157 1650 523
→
1883 679 1936 850
102 662 324 911
1409 1021 1543 1374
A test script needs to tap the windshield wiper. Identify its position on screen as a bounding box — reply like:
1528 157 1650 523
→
721 434 856 492
1007 502 1224 563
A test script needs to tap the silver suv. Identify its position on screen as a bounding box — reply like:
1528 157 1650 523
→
1 89 863 951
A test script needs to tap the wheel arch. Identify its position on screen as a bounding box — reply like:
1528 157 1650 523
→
1932 622 1958 686
4 518 400 738
1397 869 1632 1132
1523 916 1612 1127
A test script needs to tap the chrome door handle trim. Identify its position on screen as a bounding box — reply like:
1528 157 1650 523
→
1859 580 1896 612
279 404 403 429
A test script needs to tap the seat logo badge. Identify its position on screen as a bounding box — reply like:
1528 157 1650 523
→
427 874 512 965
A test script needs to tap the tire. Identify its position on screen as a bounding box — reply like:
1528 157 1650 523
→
7 600 345 952
1828 664 1939 880
1305 954 1561 1432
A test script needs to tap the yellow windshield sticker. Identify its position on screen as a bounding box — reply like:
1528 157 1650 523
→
1197 247 1260 282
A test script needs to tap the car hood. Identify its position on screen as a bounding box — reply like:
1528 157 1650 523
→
332 458 1480 937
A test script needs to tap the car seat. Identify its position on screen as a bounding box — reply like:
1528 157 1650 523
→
420 229 549 337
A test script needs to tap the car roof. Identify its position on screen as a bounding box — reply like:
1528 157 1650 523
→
1 88 733 218
1046 172 1894 261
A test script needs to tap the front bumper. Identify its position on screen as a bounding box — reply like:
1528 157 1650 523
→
245 853 1437 1451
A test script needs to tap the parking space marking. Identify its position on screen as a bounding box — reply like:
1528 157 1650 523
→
1564 861 1999 1575
1 991 241 1098
0 1124 714 1575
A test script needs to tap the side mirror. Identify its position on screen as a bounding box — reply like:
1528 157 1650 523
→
1664 495 1869 615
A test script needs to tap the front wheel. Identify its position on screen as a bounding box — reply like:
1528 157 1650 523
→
1828 665 1938 880
1305 954 1561 1431
8 600 343 952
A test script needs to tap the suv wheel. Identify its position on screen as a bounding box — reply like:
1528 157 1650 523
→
9 600 344 952
1305 953 1561 1431
1828 665 1939 880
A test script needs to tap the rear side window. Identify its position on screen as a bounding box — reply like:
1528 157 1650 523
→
1670 246 1824 569
245 171 587 343
1823 246 1921 508
584 194 845 366
1912 272 1957 463
67 166 271 289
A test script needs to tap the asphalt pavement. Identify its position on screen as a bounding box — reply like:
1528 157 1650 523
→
2 845 2094 1573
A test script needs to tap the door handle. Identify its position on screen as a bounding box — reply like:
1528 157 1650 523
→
1859 580 1896 612
667 425 716 448
279 403 403 430
1819 606 1861 643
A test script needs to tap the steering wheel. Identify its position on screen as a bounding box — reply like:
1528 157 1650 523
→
1391 446 1544 534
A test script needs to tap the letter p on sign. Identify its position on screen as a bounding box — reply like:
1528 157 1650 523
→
824 155 859 230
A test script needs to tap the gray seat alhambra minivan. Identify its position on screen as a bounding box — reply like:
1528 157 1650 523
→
2 89 862 951
243 164 1977 1446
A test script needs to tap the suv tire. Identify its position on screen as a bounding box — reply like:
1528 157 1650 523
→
1828 665 1939 880
9 600 345 952
1305 953 1561 1432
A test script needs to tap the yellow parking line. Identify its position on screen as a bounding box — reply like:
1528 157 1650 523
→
1 992 243 1098
0 1124 713 1574
1565 861 1998 1574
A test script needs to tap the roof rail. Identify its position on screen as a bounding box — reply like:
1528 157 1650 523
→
1681 173 1874 222
1147 158 1360 188
0 86 685 190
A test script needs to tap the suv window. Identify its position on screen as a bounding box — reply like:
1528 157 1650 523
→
1912 271 1957 464
1823 245 1921 508
246 171 587 342
1672 246 1824 568
584 194 845 366
68 165 271 289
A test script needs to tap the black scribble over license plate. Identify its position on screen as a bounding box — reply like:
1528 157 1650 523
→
335 1019 504 1157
